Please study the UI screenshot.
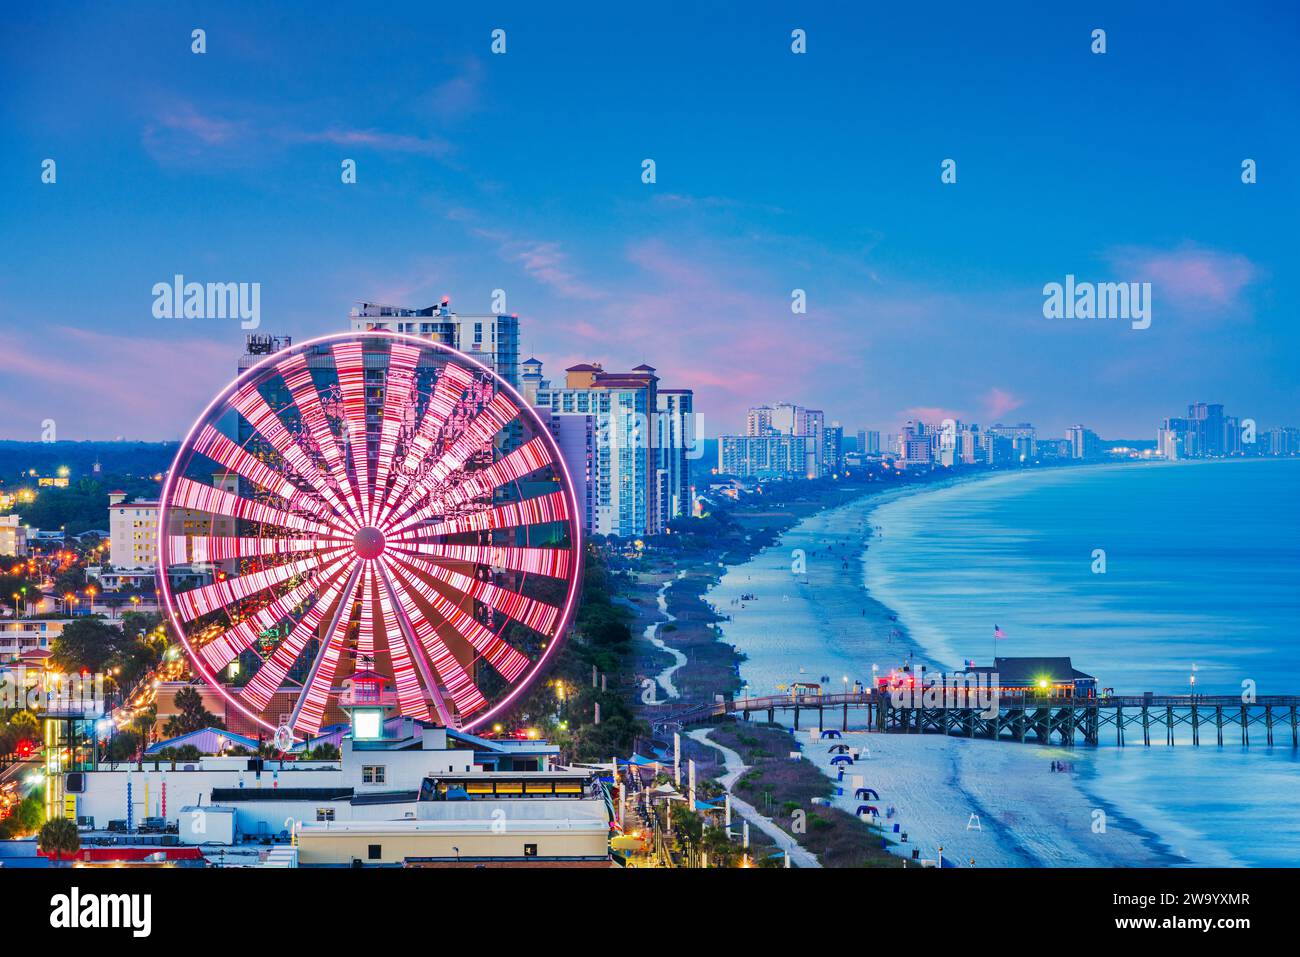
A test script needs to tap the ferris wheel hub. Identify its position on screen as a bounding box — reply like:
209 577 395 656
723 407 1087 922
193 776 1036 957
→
352 526 386 560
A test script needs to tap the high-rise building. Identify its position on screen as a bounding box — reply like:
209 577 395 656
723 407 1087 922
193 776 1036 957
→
823 423 844 474
985 423 1037 461
735 402 826 477
746 406 774 437
348 299 520 387
656 389 696 526
1156 403 1263 459
1067 425 1102 460
531 361 691 539
896 420 936 469
862 430 881 455
719 434 814 479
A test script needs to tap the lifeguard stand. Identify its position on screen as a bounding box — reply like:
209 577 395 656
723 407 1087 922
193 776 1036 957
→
339 668 397 741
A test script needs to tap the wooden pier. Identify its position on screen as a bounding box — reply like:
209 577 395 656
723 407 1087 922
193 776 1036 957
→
660 691 1300 749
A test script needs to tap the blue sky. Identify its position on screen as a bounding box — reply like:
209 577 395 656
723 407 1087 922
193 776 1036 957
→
2 1 1297 440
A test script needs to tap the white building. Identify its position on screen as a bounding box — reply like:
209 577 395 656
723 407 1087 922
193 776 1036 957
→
0 618 71 662
347 299 520 386
107 492 159 570
0 514 30 557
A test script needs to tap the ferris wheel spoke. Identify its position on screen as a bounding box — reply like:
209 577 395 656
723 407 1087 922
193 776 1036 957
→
385 555 530 682
177 547 350 624
191 424 314 507
387 435 556 533
330 342 374 526
396 489 571 540
371 562 434 722
231 385 360 532
195 554 353 673
291 562 366 735
430 435 554 512
393 553 562 638
166 535 337 565
369 343 422 528
276 352 367 526
171 476 338 537
377 558 480 722
384 543 573 580
239 565 357 710
381 391 520 533
356 564 377 663
376 363 475 528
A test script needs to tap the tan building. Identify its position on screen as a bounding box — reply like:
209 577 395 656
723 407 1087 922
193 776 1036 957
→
297 795 610 866
0 514 30 557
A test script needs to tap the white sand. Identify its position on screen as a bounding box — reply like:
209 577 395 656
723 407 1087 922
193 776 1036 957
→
711 488 1180 867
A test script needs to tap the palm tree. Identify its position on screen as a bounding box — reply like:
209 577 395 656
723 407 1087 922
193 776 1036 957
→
38 818 80 864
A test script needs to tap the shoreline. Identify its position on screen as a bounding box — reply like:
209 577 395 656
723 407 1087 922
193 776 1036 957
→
698 467 1183 867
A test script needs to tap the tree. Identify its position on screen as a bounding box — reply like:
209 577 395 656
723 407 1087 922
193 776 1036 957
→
38 818 80 863
163 686 223 737
13 794 45 835
9 709 40 740
50 618 123 674
132 705 157 769
106 729 140 763
175 744 202 762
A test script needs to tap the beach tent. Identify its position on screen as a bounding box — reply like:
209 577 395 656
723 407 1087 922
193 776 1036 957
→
828 743 851 754
855 787 880 801
856 804 880 817
830 754 854 766
820 729 842 739
619 753 659 767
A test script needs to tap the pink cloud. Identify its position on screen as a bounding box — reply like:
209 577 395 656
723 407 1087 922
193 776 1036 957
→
900 406 963 425
1108 244 1259 311
142 101 455 167
1 326 236 440
981 387 1023 420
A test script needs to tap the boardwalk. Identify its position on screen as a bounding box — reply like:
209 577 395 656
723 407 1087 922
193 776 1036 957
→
660 691 1300 748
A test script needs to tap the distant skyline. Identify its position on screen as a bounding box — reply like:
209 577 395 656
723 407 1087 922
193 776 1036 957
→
2 3 1298 441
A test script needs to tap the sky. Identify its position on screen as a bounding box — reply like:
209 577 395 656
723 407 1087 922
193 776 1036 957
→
1 1 1298 441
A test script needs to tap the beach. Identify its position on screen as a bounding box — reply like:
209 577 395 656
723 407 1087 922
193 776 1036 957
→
706 460 1300 867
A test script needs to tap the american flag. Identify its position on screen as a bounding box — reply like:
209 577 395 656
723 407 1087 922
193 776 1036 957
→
994 625 1006 639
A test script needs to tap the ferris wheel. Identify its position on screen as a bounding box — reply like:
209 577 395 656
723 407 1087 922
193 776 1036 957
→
156 332 583 739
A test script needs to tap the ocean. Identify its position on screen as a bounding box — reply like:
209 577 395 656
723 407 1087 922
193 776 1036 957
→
712 458 1300 866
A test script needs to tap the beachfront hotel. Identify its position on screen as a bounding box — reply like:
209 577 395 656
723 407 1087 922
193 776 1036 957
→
527 359 695 538
719 402 829 480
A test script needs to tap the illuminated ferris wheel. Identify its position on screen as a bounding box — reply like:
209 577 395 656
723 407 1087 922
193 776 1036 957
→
156 332 583 739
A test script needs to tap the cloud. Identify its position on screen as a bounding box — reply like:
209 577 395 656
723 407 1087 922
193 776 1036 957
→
0 326 235 440
291 126 452 157
981 387 1023 420
1107 244 1259 313
900 406 963 426
142 101 455 168
425 58 485 121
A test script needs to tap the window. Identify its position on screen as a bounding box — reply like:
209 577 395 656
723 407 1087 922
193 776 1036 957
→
315 808 335 822
362 765 386 784
368 844 382 860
